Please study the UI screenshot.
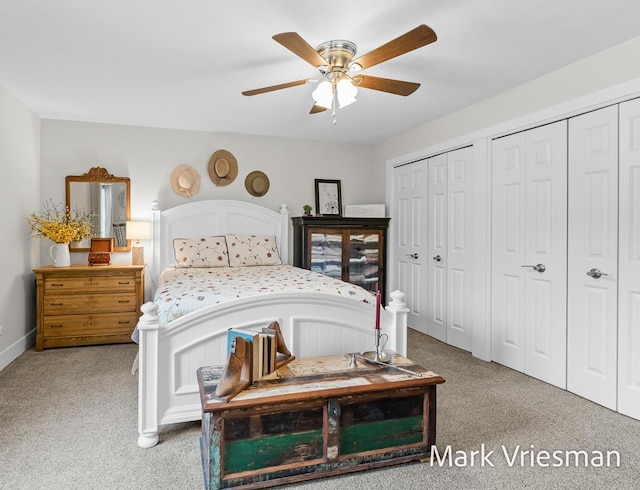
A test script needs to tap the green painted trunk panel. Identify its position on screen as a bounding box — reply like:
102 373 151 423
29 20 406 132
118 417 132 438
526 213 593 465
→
224 429 323 474
340 416 423 454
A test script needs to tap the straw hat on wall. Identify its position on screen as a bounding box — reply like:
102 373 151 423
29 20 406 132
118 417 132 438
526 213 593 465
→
208 149 238 186
245 170 270 197
170 164 201 198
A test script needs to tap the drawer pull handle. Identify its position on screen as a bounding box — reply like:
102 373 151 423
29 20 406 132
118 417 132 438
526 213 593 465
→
118 320 131 325
118 281 131 285
49 302 64 306
50 324 64 328
51 283 64 287
118 300 131 304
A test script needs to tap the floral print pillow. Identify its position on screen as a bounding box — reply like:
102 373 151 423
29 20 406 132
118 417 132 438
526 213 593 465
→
173 236 229 268
226 234 282 266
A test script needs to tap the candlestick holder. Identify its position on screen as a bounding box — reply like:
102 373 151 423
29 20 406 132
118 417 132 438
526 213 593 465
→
362 329 391 363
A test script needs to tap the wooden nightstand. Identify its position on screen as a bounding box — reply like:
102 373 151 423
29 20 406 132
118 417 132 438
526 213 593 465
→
33 264 144 351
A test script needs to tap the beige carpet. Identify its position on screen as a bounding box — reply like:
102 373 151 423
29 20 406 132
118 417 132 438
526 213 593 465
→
1 329 639 489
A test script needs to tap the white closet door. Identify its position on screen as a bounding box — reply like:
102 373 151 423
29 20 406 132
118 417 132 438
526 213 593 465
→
392 160 428 333
523 122 567 388
427 153 447 341
567 105 618 410
618 98 640 419
492 131 527 371
492 121 567 387
446 146 474 351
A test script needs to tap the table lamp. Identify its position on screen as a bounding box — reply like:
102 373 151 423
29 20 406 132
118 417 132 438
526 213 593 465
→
126 221 151 265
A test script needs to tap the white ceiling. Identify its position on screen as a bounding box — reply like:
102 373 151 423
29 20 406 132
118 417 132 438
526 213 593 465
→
2 1 640 144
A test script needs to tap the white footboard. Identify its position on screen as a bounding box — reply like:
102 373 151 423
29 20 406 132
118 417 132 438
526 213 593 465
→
137 290 408 448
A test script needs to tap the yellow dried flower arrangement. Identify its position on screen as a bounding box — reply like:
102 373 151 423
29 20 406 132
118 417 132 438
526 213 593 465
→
27 200 95 244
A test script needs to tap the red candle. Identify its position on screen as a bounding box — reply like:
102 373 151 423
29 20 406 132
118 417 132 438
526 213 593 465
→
375 290 381 330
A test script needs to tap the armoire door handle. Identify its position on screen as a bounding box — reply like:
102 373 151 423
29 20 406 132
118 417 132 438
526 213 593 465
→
521 263 546 273
586 268 608 279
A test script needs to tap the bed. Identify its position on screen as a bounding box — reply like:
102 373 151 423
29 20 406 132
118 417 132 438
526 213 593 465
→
136 199 409 448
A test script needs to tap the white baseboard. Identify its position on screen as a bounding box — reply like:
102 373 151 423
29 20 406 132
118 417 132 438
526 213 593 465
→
0 329 36 371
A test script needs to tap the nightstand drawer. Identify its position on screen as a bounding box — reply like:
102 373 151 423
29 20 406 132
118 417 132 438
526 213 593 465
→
44 275 137 293
43 293 138 314
43 312 139 337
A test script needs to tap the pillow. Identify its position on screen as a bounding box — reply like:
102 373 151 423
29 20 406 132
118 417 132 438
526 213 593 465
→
226 234 282 266
173 236 229 268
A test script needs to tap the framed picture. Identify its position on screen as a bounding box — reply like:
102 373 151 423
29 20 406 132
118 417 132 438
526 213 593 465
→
315 179 342 216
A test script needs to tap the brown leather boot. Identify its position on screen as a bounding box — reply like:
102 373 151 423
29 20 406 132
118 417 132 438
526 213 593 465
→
268 321 291 357
215 336 251 398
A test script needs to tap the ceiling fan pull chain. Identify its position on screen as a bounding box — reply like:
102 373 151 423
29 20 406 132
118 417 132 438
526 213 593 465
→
332 85 338 125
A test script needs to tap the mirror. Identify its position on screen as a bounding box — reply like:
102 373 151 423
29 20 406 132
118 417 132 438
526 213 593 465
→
66 167 131 252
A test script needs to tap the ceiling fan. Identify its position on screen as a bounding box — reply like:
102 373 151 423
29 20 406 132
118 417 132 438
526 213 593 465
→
242 24 437 123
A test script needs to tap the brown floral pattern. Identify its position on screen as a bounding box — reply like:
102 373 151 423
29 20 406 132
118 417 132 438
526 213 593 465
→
173 236 229 268
226 234 282 266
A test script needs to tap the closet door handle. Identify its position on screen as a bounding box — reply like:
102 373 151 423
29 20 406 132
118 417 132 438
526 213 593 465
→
433 255 442 262
521 263 546 273
586 268 608 279
405 253 419 260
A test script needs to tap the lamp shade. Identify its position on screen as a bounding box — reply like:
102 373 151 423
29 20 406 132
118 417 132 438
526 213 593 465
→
312 80 333 109
126 221 151 241
337 79 357 108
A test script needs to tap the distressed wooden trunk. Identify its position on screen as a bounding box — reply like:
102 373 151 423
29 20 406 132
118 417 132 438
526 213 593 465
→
197 354 445 489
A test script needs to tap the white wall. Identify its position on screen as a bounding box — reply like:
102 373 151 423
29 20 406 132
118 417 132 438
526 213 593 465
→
375 35 640 163
0 83 41 370
39 121 382 270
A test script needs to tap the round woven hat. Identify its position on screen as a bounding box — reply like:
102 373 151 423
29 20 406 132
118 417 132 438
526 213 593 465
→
170 164 201 198
245 170 270 197
208 149 238 187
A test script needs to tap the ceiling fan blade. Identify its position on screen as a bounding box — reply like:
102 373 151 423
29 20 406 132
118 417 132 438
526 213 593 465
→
273 32 327 68
310 104 328 114
351 24 437 70
242 79 307 96
354 75 420 96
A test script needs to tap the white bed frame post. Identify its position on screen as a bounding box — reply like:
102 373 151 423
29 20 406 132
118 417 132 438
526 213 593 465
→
137 302 161 448
150 200 162 291
384 290 409 356
278 203 289 263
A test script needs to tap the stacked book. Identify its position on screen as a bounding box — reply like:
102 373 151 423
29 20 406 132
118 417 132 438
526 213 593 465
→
225 322 295 383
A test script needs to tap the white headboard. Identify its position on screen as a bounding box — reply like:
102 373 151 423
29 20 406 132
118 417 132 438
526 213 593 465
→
150 200 290 280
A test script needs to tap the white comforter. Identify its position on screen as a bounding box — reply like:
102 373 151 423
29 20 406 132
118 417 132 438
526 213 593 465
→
150 264 375 327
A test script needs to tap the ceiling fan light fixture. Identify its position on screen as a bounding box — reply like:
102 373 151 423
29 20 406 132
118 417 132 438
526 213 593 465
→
312 80 333 108
246 26 437 123
337 78 357 108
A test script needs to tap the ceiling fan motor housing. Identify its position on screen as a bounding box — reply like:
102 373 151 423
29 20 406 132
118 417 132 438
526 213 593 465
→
315 40 358 73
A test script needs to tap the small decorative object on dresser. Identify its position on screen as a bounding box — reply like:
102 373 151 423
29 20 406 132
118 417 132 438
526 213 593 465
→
344 204 386 218
88 238 114 266
314 179 342 216
26 199 95 267
126 221 151 265
33 265 144 351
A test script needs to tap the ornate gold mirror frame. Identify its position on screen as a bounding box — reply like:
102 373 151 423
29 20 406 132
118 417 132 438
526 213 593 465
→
65 167 131 252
